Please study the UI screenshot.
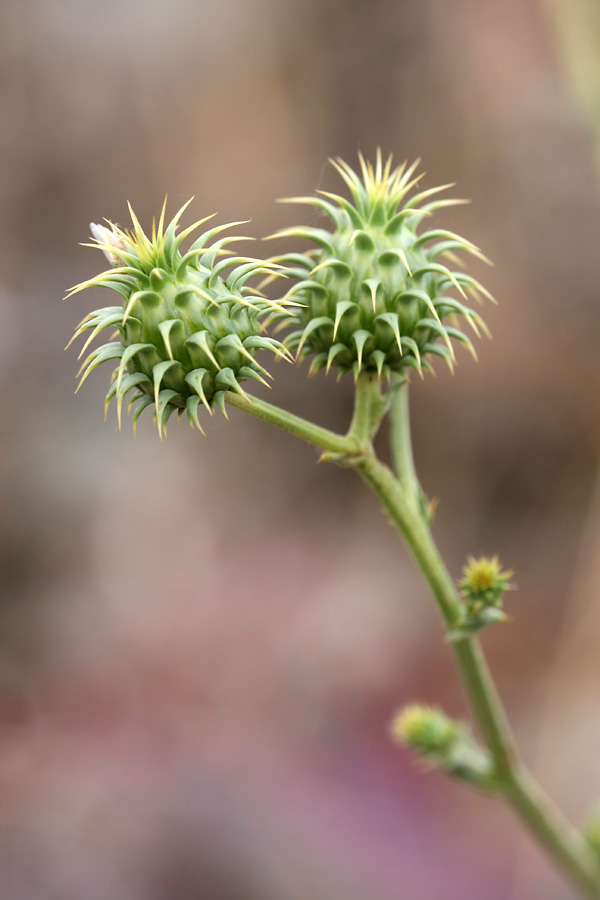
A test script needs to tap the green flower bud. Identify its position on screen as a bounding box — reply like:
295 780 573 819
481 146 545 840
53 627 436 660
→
391 704 496 789
270 151 493 380
67 201 292 437
449 556 514 640
392 704 460 756
459 556 514 607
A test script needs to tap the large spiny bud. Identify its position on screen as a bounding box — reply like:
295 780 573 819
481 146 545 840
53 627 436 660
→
269 152 493 381
67 201 291 437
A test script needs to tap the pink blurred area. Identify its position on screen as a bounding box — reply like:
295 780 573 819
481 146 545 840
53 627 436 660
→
2 1 600 897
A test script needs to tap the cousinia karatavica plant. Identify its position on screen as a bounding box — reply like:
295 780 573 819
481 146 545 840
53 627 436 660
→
66 152 600 898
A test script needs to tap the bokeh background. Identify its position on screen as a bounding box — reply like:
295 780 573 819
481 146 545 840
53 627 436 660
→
2 1 600 897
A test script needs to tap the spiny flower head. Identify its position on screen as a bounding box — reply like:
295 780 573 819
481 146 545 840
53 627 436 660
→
269 152 493 381
67 200 292 437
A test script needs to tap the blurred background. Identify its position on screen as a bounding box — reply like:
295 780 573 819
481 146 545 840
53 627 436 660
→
2 0 600 897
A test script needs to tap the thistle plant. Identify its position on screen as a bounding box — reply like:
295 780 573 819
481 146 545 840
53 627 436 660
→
66 154 600 898
67 200 291 437
269 153 491 381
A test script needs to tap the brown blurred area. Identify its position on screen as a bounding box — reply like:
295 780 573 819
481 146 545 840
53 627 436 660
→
2 1 600 897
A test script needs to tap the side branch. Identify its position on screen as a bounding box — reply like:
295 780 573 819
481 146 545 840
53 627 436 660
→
225 391 357 455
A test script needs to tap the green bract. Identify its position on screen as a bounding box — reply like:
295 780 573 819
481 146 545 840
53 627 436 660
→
67 201 291 436
270 152 493 380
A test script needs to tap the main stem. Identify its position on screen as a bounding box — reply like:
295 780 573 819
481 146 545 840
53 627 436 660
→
361 380 600 898
228 377 600 896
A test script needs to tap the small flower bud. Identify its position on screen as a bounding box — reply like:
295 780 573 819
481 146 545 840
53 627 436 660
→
391 704 459 756
449 556 514 640
459 555 514 606
391 704 497 789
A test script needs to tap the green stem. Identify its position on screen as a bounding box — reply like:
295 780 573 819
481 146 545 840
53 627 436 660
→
346 371 386 447
357 452 600 897
228 379 600 897
506 768 600 898
389 379 417 494
362 387 600 898
384 386 514 766
225 391 356 455
358 452 460 629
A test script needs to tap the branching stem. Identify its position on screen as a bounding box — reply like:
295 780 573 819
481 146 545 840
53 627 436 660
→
225 391 356 455
229 379 600 898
